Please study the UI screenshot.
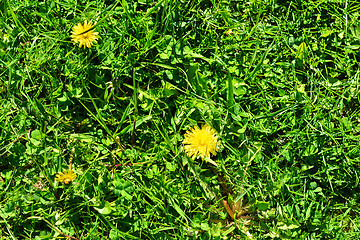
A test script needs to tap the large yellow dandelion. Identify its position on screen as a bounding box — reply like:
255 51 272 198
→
183 124 220 161
70 20 99 48
55 169 77 184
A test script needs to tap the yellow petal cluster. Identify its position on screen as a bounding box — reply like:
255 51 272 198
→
55 169 77 184
183 124 220 160
70 20 99 48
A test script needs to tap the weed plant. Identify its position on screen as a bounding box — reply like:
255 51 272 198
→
1 0 360 239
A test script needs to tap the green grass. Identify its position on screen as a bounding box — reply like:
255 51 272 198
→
1 0 360 239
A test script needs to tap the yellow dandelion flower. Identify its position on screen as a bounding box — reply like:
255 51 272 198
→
55 169 77 184
70 20 99 48
183 124 220 161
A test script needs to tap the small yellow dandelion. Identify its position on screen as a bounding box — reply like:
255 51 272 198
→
55 169 77 184
183 124 220 161
70 20 99 48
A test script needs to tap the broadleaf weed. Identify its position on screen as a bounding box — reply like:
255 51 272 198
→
1 0 360 239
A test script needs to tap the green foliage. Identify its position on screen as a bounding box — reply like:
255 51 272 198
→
1 0 360 239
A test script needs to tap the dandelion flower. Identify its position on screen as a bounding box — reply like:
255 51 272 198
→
55 169 77 184
183 124 220 161
70 20 99 48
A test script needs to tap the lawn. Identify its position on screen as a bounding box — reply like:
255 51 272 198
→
1 0 360 239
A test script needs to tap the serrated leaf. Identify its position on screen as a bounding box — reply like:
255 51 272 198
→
277 222 300 230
